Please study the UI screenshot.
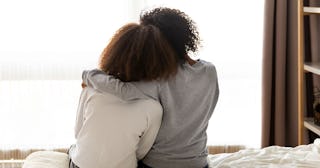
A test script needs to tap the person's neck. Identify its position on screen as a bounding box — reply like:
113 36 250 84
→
185 55 197 65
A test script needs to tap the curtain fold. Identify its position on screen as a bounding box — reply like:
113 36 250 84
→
262 0 299 147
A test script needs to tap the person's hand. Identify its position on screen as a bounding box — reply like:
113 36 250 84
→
81 83 87 88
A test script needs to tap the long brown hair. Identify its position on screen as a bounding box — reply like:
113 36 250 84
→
99 23 178 82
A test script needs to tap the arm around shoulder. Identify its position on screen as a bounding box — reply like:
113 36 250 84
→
82 69 148 101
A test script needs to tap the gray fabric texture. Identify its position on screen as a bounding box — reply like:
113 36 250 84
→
83 59 219 168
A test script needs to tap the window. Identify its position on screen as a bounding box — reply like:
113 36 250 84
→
142 0 264 148
0 0 131 149
0 0 264 149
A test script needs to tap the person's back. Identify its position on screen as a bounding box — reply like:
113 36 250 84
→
69 22 180 168
83 59 219 168
138 8 219 168
136 60 218 168
69 88 162 168
82 7 219 168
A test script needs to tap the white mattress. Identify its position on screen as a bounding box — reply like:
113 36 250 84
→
23 139 320 168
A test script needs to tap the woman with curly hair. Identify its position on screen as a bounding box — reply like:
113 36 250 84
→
68 23 179 168
83 7 219 168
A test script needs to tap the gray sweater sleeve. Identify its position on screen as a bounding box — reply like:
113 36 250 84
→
82 69 148 100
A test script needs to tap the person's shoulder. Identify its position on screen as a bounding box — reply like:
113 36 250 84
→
197 59 217 75
198 59 216 68
84 86 160 109
82 87 118 103
139 98 162 110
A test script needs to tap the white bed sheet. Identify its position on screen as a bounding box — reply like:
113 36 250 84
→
23 139 320 168
208 139 320 168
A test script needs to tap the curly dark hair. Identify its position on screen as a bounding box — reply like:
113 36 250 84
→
140 7 200 62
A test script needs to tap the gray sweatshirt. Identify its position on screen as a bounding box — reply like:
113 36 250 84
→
82 60 219 168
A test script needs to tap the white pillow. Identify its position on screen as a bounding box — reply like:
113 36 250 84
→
23 151 69 168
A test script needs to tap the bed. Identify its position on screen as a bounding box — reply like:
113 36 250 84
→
23 139 320 168
208 139 320 168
